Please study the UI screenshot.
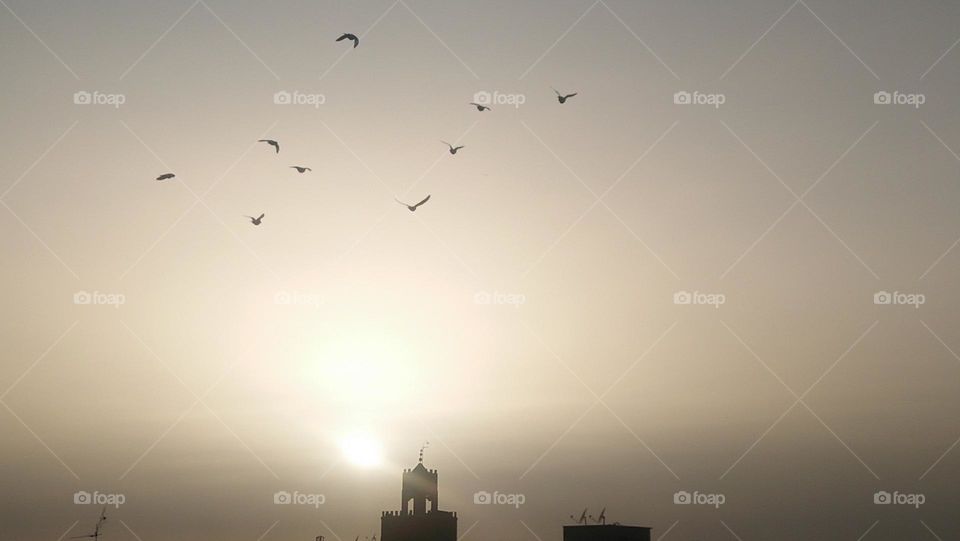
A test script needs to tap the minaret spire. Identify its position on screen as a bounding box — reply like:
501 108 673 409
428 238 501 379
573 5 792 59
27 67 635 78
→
419 441 429 463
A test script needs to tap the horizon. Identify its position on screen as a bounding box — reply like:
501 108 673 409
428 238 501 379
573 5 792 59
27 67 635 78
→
2 1 960 540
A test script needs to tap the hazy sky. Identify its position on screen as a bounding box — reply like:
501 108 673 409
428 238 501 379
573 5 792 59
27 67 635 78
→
2 1 960 540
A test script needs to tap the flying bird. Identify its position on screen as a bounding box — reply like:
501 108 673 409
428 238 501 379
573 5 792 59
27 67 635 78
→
336 33 359 48
155 173 175 181
469 102 491 112
290 166 312 173
245 213 265 226
395 195 431 212
553 88 578 104
441 141 464 155
258 139 280 153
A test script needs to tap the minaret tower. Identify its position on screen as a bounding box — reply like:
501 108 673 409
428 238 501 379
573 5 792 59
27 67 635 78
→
381 443 457 541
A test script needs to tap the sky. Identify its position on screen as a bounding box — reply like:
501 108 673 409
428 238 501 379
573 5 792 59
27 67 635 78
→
1 0 960 540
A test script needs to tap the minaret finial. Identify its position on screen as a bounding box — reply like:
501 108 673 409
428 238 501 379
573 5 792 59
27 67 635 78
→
419 441 429 463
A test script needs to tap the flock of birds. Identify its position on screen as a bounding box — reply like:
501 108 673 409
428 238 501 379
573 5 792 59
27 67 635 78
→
150 32 579 227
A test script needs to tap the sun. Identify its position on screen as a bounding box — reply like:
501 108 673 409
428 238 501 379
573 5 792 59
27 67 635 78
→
339 432 384 469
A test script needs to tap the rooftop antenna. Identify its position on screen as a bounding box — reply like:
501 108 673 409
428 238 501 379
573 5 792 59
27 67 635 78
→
315 536 324 541
597 508 606 525
71 507 107 541
577 509 588 525
419 441 429 463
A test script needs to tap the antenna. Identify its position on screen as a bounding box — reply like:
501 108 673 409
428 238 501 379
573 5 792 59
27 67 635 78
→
71 507 107 541
597 508 606 525
577 509 588 525
419 441 429 463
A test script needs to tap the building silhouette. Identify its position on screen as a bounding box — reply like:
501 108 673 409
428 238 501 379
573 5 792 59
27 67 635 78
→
379 454 651 541
563 524 651 541
381 454 457 541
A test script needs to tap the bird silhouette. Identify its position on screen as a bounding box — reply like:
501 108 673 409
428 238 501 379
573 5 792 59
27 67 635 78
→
553 88 578 104
442 141 465 155
245 213 265 225
259 139 280 153
469 102 491 112
336 33 359 48
155 173 175 181
290 166 312 173
395 195 431 212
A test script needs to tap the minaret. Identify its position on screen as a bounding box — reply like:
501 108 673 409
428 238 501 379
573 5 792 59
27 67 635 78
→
401 442 438 514
381 443 457 541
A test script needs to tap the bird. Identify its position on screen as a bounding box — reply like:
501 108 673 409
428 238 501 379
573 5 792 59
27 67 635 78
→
395 195 431 212
336 33 359 48
245 213 265 226
290 166 312 173
469 102 491 112
553 88 578 104
441 141 464 155
259 139 280 153
155 173 175 181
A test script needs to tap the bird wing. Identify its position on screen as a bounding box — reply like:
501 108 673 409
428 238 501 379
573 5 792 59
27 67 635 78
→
441 140 452 148
469 102 480 106
394 197 408 207
552 87 561 96
336 34 349 41
257 213 265 220
454 145 464 151
564 93 578 99
413 195 431 208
